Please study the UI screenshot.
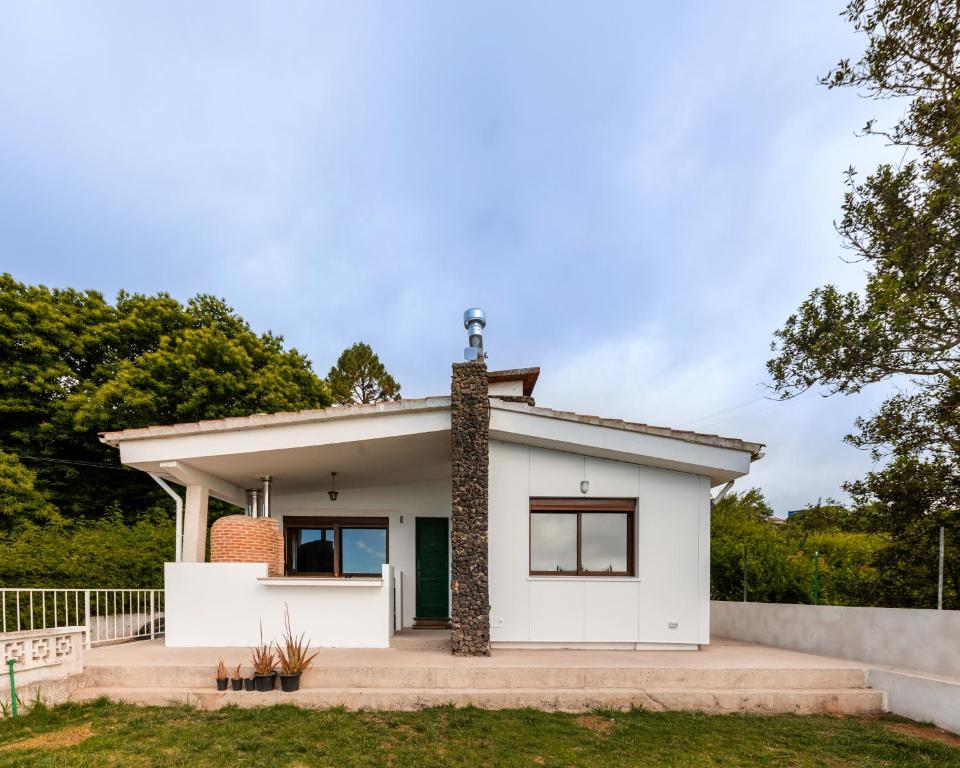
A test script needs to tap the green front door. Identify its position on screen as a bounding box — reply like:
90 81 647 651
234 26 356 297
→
415 517 449 623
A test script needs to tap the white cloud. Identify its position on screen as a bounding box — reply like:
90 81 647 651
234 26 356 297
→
536 330 890 515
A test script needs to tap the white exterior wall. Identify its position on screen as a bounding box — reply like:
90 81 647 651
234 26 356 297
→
165 563 395 647
489 441 711 648
272 478 451 630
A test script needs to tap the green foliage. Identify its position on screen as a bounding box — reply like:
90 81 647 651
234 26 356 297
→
0 450 62 527
767 1 959 608
0 509 173 588
0 274 331 524
0 275 336 587
327 341 401 404
711 490 883 606
847 456 959 608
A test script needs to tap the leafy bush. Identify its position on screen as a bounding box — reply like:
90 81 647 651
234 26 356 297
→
0 508 172 588
711 489 884 606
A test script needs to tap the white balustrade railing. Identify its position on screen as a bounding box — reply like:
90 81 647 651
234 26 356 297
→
0 589 164 648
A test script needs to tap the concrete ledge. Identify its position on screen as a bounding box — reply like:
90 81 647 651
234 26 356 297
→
257 578 383 587
70 685 884 714
868 669 960 735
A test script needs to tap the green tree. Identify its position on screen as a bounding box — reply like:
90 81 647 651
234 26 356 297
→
0 275 331 523
711 489 807 604
767 0 960 608
782 501 857 534
711 490 882 606
327 342 401 405
0 450 62 527
847 456 958 608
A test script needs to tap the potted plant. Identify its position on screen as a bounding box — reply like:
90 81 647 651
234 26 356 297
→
251 623 276 692
243 676 256 691
215 658 228 691
230 663 243 691
274 604 319 693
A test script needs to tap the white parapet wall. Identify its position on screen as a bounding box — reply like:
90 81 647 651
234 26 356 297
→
711 601 960 677
712 601 960 734
165 563 395 648
1 626 85 710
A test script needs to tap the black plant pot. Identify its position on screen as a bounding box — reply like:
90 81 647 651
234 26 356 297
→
216 678 228 691
254 673 276 692
279 673 301 692
230 678 243 691
243 677 256 691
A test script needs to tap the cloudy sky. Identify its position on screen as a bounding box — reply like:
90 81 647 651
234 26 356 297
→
0 2 904 514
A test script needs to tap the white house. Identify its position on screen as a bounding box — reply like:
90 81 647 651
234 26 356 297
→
100 311 763 655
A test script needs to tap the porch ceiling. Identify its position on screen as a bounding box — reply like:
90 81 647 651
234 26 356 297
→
142 432 451 494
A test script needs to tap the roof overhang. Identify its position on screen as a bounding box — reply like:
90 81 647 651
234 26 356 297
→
487 368 540 397
489 400 760 486
100 393 762 495
101 398 452 497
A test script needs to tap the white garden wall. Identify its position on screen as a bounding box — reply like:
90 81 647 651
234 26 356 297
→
712 601 960 734
165 563 395 647
489 442 711 648
711 601 960 678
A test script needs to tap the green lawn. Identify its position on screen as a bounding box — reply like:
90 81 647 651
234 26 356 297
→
0 700 958 767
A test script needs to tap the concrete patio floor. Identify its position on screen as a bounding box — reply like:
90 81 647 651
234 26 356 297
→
67 632 890 713
86 632 870 671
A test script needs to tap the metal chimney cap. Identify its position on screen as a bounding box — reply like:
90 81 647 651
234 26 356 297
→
463 308 486 329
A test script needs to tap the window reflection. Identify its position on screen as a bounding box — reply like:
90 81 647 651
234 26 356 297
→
530 513 578 572
341 528 387 574
581 513 628 572
293 528 334 573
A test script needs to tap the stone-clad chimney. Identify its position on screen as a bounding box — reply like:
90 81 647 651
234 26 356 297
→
449 359 491 656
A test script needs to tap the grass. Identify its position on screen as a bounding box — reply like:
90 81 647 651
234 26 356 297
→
0 700 958 767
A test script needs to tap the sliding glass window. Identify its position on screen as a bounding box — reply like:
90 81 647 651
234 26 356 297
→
529 499 635 577
283 517 388 577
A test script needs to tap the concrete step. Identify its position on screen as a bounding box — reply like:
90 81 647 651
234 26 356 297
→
390 632 450 651
69 685 885 714
81 665 869 691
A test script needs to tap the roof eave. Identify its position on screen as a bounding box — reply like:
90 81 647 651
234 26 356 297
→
98 396 453 446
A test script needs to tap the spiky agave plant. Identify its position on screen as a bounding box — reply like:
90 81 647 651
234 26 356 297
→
216 657 228 680
250 622 276 676
275 603 319 675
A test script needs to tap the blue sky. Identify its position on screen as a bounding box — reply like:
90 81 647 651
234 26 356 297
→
0 2 904 514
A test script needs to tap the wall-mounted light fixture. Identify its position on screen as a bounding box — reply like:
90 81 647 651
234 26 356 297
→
328 472 339 502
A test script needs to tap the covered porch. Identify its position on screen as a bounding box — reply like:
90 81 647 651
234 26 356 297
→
100 398 456 648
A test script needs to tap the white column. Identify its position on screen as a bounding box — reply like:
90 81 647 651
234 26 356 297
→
181 484 210 562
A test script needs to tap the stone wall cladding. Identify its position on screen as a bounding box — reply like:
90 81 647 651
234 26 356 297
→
210 515 284 577
450 360 491 656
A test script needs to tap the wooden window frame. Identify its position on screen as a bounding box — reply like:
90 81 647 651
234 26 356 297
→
282 516 389 577
528 498 636 577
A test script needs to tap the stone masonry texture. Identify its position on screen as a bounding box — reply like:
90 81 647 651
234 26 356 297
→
450 360 491 656
210 515 284 577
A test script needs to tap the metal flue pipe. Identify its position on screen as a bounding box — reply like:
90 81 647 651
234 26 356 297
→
245 488 260 518
463 308 486 361
260 476 273 518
